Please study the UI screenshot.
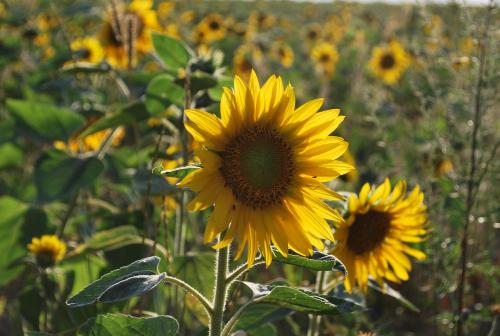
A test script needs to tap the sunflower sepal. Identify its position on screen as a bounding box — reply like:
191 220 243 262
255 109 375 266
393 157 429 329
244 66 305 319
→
239 281 364 315
271 247 346 274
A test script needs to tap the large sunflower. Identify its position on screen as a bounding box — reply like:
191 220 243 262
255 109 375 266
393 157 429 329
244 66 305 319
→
368 40 411 85
333 179 427 292
179 71 353 267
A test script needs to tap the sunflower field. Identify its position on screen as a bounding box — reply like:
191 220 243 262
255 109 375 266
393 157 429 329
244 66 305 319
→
0 0 498 335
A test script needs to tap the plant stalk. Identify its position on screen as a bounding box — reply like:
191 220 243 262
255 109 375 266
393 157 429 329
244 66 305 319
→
307 270 327 336
209 245 230 336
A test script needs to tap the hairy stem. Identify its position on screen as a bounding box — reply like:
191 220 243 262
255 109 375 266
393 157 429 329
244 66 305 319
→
209 246 230 336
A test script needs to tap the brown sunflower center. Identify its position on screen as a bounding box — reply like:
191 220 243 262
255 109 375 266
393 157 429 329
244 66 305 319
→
347 210 391 255
320 53 331 63
380 53 396 69
75 48 92 60
209 20 221 31
307 30 318 40
220 126 295 209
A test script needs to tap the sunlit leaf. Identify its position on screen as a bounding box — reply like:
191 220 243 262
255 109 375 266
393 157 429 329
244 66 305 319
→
152 33 191 70
272 247 346 274
78 314 178 336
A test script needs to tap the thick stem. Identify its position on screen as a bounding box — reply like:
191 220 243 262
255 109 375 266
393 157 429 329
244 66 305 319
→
209 246 230 336
307 271 327 336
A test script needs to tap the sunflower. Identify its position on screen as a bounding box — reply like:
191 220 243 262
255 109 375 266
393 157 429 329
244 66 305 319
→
368 40 411 85
271 42 294 68
333 179 427 292
311 42 339 78
179 71 353 267
54 127 125 154
194 13 226 43
70 37 104 63
304 23 322 46
233 45 254 82
100 0 159 68
28 235 66 267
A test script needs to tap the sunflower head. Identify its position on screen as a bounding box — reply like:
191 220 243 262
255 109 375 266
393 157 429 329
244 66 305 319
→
179 71 353 267
271 42 294 68
311 42 339 78
28 235 66 267
70 37 104 63
368 40 411 85
233 45 254 82
195 13 227 43
333 179 427 292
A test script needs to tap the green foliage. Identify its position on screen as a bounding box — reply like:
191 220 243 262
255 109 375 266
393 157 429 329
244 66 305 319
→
152 33 191 70
272 247 346 273
34 150 104 202
241 281 363 315
145 75 185 115
67 256 165 307
7 99 85 142
78 314 178 336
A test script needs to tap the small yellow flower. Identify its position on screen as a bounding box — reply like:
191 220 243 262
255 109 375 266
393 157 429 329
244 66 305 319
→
70 37 105 63
28 235 66 267
194 13 227 43
311 42 339 78
179 71 352 267
54 127 125 154
368 40 411 85
333 179 427 292
271 42 294 68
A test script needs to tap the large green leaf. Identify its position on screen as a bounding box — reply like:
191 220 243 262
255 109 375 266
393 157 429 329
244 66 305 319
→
172 252 215 297
80 102 149 137
152 32 191 70
241 282 363 315
0 143 23 169
78 314 178 336
7 99 85 142
272 247 346 274
66 256 165 307
34 150 104 202
0 197 28 286
145 74 184 116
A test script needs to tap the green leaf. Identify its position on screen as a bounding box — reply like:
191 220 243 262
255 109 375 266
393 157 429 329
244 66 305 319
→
34 150 104 202
67 256 165 307
61 62 112 74
208 77 233 101
152 32 191 70
0 143 23 169
272 247 346 274
80 102 149 137
60 255 107 297
7 99 85 142
78 314 178 336
234 304 290 336
160 165 200 178
241 282 363 315
368 280 420 312
188 72 218 94
0 197 28 286
73 226 142 255
0 119 16 143
172 252 215 297
145 74 185 115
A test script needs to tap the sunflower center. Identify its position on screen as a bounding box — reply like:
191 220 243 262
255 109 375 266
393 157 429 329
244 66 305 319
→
347 210 391 255
220 126 295 209
209 20 221 31
320 53 331 63
75 48 91 60
380 53 395 69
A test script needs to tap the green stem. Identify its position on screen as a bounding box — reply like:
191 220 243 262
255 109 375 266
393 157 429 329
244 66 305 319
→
225 258 265 285
209 245 230 336
221 301 253 336
307 271 327 336
163 275 213 316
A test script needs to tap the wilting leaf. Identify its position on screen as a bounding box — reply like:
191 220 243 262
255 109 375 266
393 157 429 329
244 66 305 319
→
145 74 184 115
80 102 149 137
272 247 346 274
78 314 178 336
7 99 85 142
240 281 363 315
160 165 201 178
66 256 164 307
152 33 191 70
34 150 104 202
